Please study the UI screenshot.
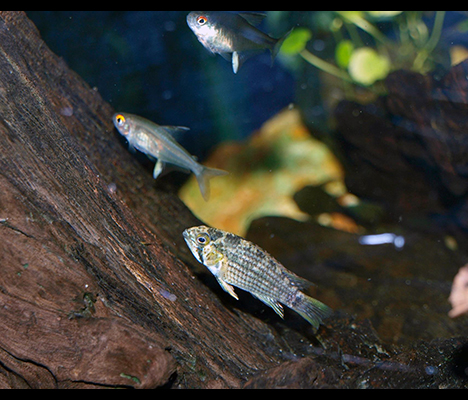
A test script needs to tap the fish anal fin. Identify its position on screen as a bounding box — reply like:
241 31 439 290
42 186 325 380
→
254 295 284 319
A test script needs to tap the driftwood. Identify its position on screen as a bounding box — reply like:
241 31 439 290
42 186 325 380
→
0 11 292 389
335 61 468 238
2 11 468 389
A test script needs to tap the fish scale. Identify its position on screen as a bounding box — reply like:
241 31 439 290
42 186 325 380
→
184 226 332 329
225 253 289 296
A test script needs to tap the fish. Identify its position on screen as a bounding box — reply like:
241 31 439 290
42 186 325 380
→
183 226 332 329
187 11 291 74
113 113 228 201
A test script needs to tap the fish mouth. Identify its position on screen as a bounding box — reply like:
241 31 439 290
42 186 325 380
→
182 229 193 244
186 12 198 29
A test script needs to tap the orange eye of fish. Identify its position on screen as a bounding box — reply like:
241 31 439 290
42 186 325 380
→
116 115 126 127
197 16 208 26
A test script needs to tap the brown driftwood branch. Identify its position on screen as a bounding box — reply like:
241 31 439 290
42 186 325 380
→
0 11 288 389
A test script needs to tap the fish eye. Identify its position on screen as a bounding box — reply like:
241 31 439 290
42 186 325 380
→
197 16 208 26
116 114 126 127
196 233 210 246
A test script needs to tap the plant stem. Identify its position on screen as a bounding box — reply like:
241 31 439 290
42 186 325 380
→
336 11 389 45
413 11 446 71
300 49 354 83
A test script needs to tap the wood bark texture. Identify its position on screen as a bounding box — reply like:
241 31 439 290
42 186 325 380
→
0 11 285 389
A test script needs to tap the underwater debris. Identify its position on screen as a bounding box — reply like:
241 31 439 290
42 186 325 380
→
359 233 406 250
449 265 468 318
160 289 177 303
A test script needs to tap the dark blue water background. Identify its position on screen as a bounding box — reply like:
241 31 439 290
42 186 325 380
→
27 11 468 160
27 11 296 159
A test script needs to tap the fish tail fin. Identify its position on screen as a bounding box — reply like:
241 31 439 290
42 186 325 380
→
293 293 332 330
196 166 228 202
271 29 293 64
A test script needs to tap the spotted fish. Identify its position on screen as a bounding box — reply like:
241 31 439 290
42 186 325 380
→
183 226 332 329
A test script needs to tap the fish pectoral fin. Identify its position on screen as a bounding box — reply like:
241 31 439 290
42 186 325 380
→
204 249 225 267
153 160 165 180
162 126 190 134
161 126 191 142
253 295 284 319
232 52 240 74
219 51 243 74
217 279 239 301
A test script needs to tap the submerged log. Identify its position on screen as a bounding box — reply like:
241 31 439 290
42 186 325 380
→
335 61 468 235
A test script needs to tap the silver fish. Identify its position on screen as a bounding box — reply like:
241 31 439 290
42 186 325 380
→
187 11 291 74
183 226 332 329
113 113 228 201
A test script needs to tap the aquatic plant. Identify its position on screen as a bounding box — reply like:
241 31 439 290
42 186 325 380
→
277 11 452 89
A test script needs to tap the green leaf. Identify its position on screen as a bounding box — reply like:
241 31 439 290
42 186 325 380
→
336 11 365 23
336 40 354 69
366 11 403 19
348 47 391 86
280 28 313 56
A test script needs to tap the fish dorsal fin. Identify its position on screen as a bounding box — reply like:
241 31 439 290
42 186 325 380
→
158 126 190 144
239 12 267 27
162 126 190 136
283 270 315 290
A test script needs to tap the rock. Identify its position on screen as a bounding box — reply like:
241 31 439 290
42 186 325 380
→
244 357 342 389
